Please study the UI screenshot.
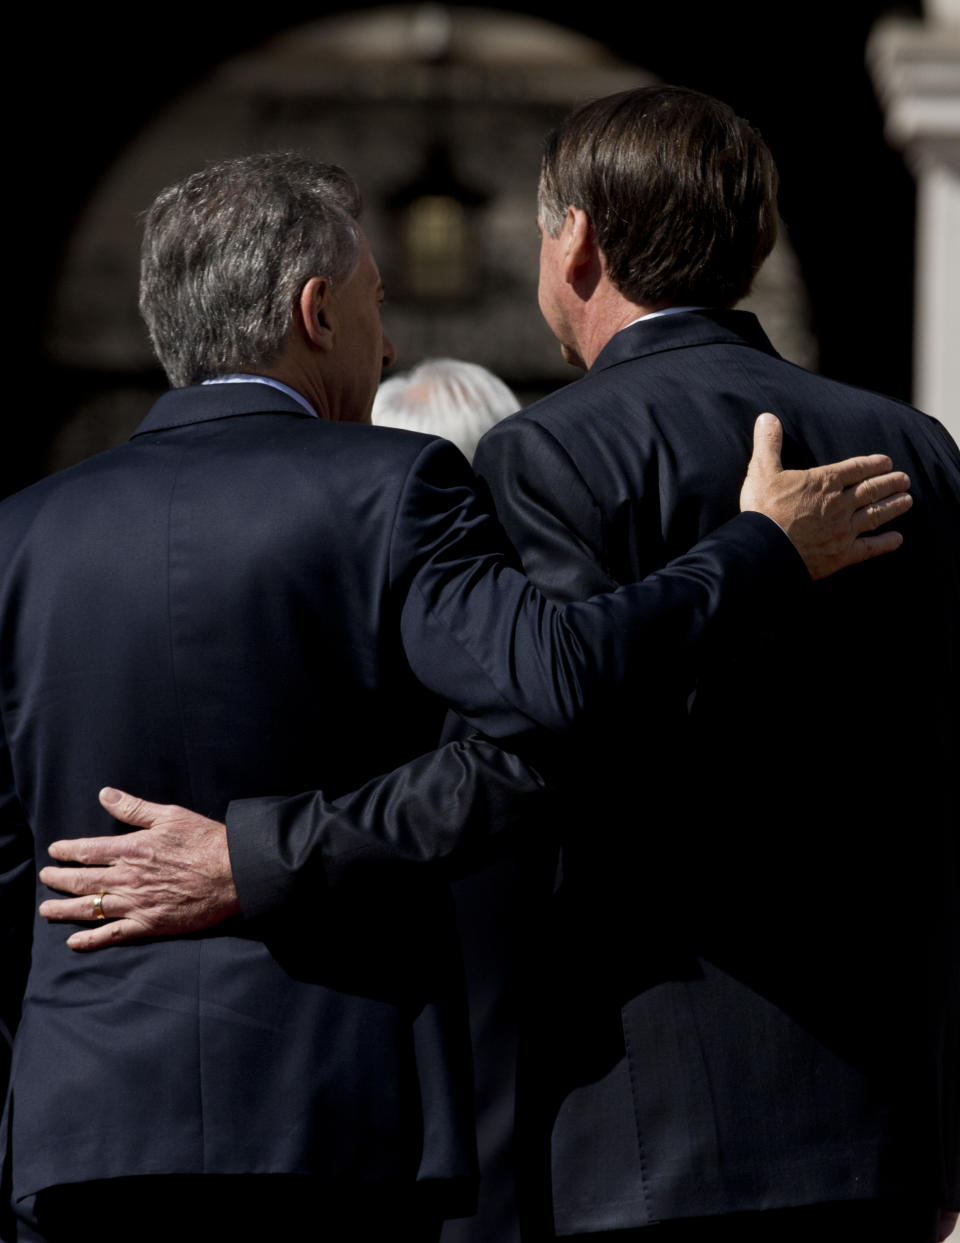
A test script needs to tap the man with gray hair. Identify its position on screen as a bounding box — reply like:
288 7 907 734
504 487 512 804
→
11 147 914 1242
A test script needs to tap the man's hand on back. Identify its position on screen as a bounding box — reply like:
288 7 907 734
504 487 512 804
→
741 412 912 579
38 787 238 950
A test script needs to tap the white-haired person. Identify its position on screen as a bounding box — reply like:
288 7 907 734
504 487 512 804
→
374 355 521 1241
373 358 517 462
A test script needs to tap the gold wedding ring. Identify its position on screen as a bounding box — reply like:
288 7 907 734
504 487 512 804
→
92 892 107 920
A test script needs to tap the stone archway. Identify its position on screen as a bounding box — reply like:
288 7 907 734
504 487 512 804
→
46 5 816 470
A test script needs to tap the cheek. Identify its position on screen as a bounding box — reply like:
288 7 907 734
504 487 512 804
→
538 273 562 337
537 267 554 323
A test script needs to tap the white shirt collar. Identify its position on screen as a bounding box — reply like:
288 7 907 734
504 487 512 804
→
624 306 708 329
202 374 318 419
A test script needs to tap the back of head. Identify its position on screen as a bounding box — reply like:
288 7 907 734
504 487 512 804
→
139 153 363 388
372 359 518 462
538 85 779 308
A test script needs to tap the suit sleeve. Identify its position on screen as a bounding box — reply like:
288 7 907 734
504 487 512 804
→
392 436 806 739
473 416 616 603
228 735 552 922
227 436 805 920
0 709 34 1081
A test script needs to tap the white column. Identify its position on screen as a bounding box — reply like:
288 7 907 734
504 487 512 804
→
916 161 960 429
868 6 960 440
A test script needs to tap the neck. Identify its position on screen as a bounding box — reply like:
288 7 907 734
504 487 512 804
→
246 356 331 421
572 290 664 370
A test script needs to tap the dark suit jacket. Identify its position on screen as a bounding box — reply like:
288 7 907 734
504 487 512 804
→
470 310 960 1234
0 379 800 1216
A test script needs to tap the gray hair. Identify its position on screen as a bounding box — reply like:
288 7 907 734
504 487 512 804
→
139 153 363 388
372 359 518 462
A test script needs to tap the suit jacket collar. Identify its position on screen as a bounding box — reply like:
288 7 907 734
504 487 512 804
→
590 309 780 375
131 381 317 438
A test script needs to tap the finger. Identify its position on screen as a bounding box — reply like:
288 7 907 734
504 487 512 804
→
66 919 146 951
852 492 912 534
39 864 113 894
815 452 894 489
99 786 168 829
47 834 139 864
847 530 905 565
39 892 124 922
847 471 911 506
747 413 783 477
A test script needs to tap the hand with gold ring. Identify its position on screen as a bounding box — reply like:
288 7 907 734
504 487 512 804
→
38 787 240 951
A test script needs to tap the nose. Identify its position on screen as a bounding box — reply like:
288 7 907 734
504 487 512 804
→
382 331 397 372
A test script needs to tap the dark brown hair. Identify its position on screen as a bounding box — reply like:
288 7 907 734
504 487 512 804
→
538 86 779 308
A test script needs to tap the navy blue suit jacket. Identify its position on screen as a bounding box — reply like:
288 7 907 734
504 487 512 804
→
471 310 960 1233
0 380 799 1216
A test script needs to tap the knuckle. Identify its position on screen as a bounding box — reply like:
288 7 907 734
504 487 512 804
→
129 834 154 860
115 863 138 889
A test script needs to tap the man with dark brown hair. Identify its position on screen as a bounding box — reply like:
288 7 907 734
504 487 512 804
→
467 86 958 1242
33 90 959 1242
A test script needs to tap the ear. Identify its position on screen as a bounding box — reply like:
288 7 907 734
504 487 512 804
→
297 276 334 351
561 207 595 286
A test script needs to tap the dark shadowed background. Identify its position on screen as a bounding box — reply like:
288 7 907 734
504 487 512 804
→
11 0 922 497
